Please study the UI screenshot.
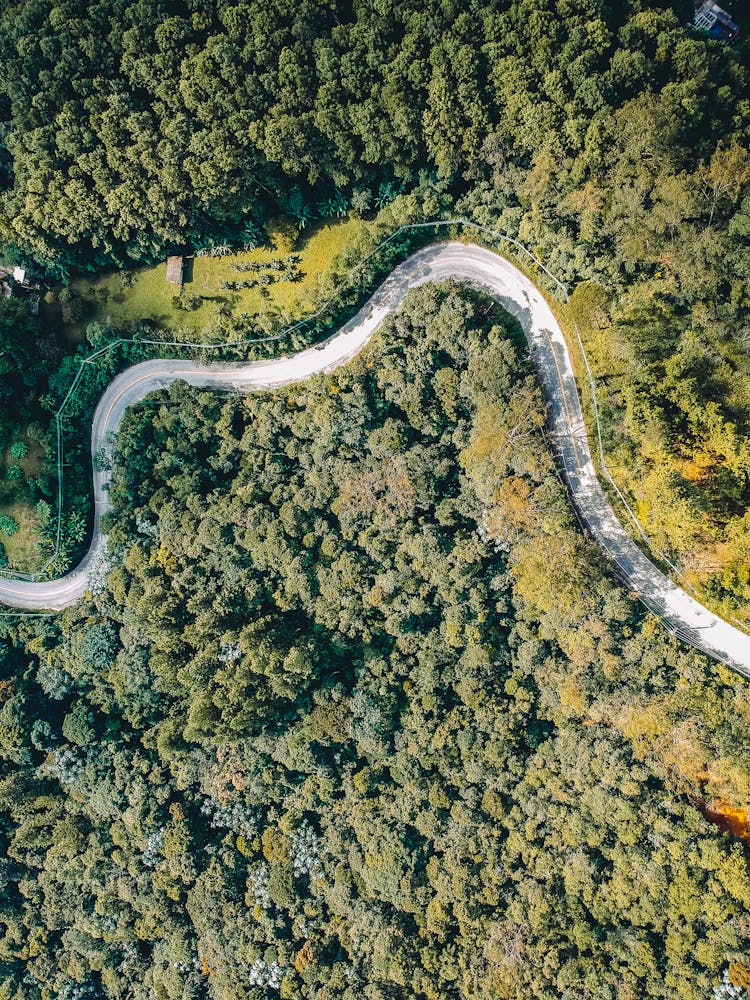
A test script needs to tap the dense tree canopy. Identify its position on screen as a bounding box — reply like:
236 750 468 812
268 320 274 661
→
2 288 750 999
0 0 743 271
0 0 748 612
0 3 749 996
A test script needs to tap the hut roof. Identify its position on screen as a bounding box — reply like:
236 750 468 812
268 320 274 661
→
166 256 184 285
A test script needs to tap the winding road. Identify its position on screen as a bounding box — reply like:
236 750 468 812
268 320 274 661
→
1 243 749 676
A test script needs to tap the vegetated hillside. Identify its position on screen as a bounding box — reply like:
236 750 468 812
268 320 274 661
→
0 295 59 569
0 0 739 272
0 219 371 576
0 0 748 613
2 287 750 1000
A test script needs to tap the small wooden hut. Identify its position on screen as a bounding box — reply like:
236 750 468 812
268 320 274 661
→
166 256 184 286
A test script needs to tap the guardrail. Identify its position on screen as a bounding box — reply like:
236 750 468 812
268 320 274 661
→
0 216 746 654
3 216 554 581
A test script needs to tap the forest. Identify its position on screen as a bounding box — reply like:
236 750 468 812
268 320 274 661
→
2 287 750 999
0 1 749 998
0 0 747 613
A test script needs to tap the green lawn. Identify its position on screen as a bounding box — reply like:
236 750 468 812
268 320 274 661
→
65 219 367 339
0 500 44 573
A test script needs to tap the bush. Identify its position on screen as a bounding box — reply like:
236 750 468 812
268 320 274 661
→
58 287 86 324
174 290 203 311
351 187 373 217
0 515 18 536
266 216 298 255
10 441 28 459
35 500 52 525
6 465 22 480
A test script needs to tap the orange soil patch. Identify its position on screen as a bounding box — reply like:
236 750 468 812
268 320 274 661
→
679 459 708 484
699 798 750 843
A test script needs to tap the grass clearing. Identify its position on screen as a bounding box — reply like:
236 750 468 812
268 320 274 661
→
2 433 44 480
0 501 43 573
64 219 368 339
0 433 46 573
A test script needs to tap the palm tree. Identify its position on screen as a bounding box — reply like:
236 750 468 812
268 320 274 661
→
375 181 401 209
242 221 262 249
317 189 350 219
294 205 313 230
333 190 349 217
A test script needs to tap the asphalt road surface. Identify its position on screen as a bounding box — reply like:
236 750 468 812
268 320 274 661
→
2 244 749 677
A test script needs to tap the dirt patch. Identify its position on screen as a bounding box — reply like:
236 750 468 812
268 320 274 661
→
699 797 750 843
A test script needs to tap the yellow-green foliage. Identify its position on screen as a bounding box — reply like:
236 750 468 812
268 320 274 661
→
565 280 750 625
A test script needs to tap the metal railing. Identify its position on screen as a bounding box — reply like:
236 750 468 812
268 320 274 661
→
3 216 554 581
0 216 747 654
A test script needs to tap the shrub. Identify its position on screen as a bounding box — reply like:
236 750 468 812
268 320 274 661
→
266 216 298 254
58 287 85 323
10 441 28 459
0 515 18 536
174 290 203 311
35 500 52 525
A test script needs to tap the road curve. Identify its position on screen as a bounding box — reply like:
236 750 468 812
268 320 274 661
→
1 243 749 675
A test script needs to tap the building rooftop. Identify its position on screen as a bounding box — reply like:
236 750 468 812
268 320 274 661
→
694 1 740 43
166 256 184 285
